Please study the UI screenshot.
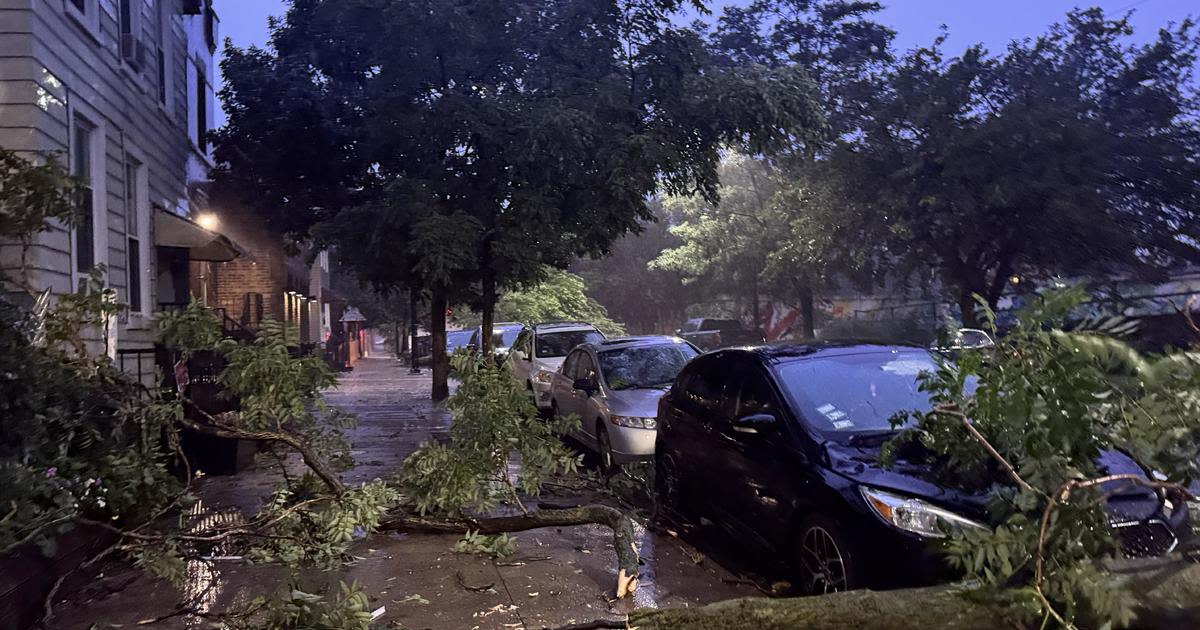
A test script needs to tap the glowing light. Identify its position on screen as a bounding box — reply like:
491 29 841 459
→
197 213 219 231
1009 275 1021 285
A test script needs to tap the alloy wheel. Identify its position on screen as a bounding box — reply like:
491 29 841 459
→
799 525 848 595
597 424 615 473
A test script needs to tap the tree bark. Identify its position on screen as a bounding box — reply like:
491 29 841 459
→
430 287 450 401
381 504 640 598
585 559 1200 630
480 271 497 357
751 273 761 334
958 290 981 329
797 284 815 340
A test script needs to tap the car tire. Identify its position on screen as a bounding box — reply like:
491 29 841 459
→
653 447 687 522
596 422 617 475
794 515 861 596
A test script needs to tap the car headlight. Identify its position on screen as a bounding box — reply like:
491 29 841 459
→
611 415 657 430
860 487 988 538
535 370 554 384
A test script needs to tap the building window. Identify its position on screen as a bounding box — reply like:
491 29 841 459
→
65 0 100 37
73 118 95 273
124 156 146 314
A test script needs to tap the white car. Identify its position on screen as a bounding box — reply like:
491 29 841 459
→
509 322 605 411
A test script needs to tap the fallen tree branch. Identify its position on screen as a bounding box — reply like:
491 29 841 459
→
591 560 1200 630
381 504 640 598
931 404 1041 497
176 409 345 496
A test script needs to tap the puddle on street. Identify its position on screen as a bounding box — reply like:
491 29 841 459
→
631 521 660 609
179 499 244 626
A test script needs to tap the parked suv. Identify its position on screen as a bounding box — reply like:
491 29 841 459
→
676 317 765 351
509 322 605 411
655 342 1192 594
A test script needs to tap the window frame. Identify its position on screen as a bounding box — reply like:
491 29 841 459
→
69 109 106 285
63 0 101 41
122 151 150 319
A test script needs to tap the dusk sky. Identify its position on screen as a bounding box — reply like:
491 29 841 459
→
214 0 1196 126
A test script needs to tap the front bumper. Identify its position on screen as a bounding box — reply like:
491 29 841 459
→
606 424 657 463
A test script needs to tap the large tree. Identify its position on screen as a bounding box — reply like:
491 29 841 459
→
828 9 1200 326
215 0 821 399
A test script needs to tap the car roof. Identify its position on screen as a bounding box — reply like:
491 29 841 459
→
721 340 926 363
532 321 597 332
590 335 688 351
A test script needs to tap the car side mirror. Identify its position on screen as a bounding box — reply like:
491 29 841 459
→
573 378 598 396
732 413 776 434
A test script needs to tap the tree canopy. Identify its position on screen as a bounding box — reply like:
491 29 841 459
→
215 0 823 398
827 9 1200 325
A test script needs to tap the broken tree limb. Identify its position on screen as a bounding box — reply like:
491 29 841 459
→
176 412 346 496
380 504 640 598
600 559 1200 630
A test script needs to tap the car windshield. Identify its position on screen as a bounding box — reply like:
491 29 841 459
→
447 331 473 350
599 343 699 391
775 351 973 433
537 330 603 358
491 326 523 349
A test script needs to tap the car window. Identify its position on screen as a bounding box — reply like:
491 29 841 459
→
576 352 598 384
599 343 698 391
732 370 781 419
677 356 726 413
562 351 580 378
775 351 973 433
447 330 474 350
536 329 604 358
702 319 741 330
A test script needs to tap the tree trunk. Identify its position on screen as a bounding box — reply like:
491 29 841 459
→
751 274 761 333
409 287 419 369
480 272 497 357
798 284 815 340
958 290 980 329
381 504 640 598
430 287 450 401
566 559 1200 630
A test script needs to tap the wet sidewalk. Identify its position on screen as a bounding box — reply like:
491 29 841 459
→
52 358 755 629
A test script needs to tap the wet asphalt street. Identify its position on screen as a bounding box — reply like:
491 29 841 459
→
51 357 756 630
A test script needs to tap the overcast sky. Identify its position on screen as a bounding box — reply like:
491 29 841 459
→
214 0 1196 126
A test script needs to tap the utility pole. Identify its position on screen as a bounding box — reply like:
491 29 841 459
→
409 287 421 374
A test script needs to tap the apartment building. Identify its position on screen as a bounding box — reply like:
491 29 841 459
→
0 0 229 358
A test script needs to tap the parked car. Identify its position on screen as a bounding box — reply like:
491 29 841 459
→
446 329 475 353
509 322 605 411
550 336 700 471
467 322 525 362
676 317 765 351
655 342 1192 594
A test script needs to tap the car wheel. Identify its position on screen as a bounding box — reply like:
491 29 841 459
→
596 422 616 475
795 515 860 596
654 447 686 521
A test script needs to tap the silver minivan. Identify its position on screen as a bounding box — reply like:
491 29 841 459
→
549 336 699 470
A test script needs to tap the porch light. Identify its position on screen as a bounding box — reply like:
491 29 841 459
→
197 212 219 231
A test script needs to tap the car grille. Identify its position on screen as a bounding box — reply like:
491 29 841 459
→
1111 519 1177 557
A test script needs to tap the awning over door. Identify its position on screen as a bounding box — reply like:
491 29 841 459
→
154 210 246 262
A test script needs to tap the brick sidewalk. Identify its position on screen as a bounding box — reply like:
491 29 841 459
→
51 358 755 630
